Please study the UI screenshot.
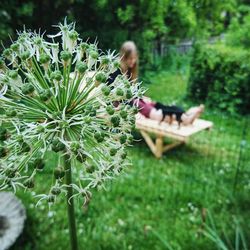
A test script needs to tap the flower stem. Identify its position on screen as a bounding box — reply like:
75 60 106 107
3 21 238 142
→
64 154 78 250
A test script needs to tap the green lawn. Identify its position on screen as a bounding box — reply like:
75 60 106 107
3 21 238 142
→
12 70 250 250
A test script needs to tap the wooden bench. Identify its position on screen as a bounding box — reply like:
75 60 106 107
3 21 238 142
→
136 113 213 158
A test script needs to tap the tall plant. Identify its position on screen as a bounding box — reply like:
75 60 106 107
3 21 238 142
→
0 20 141 250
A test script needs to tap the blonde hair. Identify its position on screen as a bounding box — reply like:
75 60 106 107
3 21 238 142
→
120 41 138 81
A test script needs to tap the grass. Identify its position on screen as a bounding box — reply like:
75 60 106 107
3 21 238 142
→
11 69 250 250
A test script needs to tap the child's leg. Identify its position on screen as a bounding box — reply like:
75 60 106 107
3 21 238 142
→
149 108 163 121
181 105 204 125
185 104 204 116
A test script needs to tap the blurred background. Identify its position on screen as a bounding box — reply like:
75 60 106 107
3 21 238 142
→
0 1 250 250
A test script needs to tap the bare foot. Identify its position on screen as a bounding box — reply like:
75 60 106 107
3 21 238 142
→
182 104 204 125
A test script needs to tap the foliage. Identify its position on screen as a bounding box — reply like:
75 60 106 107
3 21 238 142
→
226 13 250 48
190 0 237 36
187 43 250 114
204 212 248 250
0 0 243 71
0 1 35 43
0 20 141 204
150 47 193 75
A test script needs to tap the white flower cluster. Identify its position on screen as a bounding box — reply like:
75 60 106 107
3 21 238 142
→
0 20 142 205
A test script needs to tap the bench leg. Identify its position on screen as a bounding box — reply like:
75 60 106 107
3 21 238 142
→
140 130 158 157
140 130 185 158
162 141 185 153
155 136 163 158
140 130 163 158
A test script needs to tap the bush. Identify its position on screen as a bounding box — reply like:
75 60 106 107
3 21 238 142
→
187 43 250 114
226 13 250 49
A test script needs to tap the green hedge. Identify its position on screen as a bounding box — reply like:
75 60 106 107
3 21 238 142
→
187 44 250 114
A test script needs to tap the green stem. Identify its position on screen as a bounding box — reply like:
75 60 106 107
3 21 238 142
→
64 154 79 250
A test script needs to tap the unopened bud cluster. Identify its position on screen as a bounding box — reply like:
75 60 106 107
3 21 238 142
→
0 20 142 205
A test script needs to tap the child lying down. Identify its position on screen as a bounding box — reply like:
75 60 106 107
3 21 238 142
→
133 97 204 126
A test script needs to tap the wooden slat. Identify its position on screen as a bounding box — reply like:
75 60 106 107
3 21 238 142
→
162 141 184 153
136 114 213 139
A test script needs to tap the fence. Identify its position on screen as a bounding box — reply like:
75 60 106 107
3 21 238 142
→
152 34 225 57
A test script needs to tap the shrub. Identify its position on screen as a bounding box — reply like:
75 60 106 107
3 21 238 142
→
226 13 250 49
187 43 250 114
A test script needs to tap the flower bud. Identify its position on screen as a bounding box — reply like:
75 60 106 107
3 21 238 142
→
69 30 78 41
16 135 24 143
60 50 72 63
3 48 12 59
110 115 120 127
126 89 133 99
83 105 92 115
95 72 107 83
80 42 89 52
39 89 52 102
51 187 61 195
5 168 16 178
113 60 120 69
76 153 87 163
106 105 115 115
22 83 35 95
8 70 18 79
127 135 133 144
70 142 80 153
83 116 92 124
51 70 63 81
54 166 65 179
76 62 88 74
0 127 8 141
48 195 55 203
36 125 45 133
101 56 109 65
120 110 127 119
39 54 50 65
34 158 45 170
101 85 111 96
124 80 131 88
89 110 96 117
119 134 127 144
132 107 139 114
94 131 104 143
121 151 127 159
89 50 98 59
21 142 31 153
20 51 30 61
6 108 17 117
130 116 136 125
10 43 20 52
34 37 43 45
52 138 65 152
24 178 35 188
109 148 118 156
116 88 124 97
86 165 95 173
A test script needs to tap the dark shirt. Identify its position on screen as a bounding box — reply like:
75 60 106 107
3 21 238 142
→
107 68 153 117
107 69 122 85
